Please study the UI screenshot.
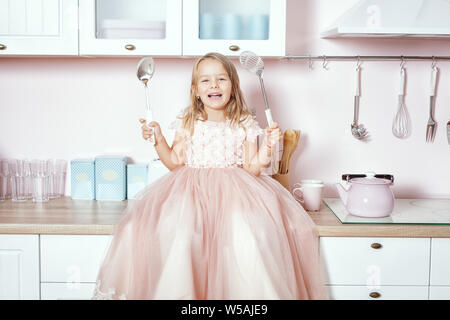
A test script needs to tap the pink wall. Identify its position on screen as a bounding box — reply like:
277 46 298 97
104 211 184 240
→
1 0 449 198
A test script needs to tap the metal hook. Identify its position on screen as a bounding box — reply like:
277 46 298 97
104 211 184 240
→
322 55 329 70
308 55 314 71
432 56 437 68
400 56 406 69
356 56 362 70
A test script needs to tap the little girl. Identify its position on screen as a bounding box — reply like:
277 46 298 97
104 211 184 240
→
92 52 327 300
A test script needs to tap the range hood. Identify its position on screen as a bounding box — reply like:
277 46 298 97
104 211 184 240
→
321 0 450 38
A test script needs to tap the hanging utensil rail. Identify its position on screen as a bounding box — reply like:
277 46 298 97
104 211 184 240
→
285 55 450 62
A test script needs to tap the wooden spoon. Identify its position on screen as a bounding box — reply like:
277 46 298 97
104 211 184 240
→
280 129 297 174
285 130 300 174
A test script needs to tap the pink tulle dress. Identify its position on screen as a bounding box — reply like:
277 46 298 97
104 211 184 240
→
92 115 328 300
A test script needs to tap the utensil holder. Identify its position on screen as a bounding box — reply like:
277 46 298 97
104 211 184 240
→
272 162 290 190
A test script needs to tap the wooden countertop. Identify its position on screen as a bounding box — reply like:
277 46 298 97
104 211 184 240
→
0 197 127 235
1 197 450 237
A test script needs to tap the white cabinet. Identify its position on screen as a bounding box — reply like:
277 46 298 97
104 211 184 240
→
40 234 112 300
0 234 39 300
79 0 182 56
430 238 450 285
429 238 450 299
183 0 286 57
328 285 429 300
0 0 78 56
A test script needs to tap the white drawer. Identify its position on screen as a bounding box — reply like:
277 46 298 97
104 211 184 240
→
41 282 96 300
430 239 450 285
429 286 450 300
328 285 429 300
320 237 430 285
40 235 112 283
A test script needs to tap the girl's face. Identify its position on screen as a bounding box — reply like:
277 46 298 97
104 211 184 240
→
195 58 232 112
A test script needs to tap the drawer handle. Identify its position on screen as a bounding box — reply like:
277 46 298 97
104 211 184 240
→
125 44 136 51
369 291 381 299
0 44 6 50
371 243 382 249
229 45 240 52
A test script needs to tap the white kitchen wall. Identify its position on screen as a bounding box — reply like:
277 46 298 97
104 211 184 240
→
0 0 449 198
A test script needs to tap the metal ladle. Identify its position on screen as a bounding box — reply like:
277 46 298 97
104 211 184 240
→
351 64 369 141
137 57 156 144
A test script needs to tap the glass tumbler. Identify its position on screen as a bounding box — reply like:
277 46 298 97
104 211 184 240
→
31 160 49 202
56 159 67 197
47 159 60 199
25 159 32 199
0 159 9 201
10 159 30 202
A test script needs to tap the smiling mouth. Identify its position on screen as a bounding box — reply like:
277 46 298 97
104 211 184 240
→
208 94 222 98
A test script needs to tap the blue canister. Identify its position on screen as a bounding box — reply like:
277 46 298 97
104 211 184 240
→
70 159 95 200
127 164 148 199
95 156 126 201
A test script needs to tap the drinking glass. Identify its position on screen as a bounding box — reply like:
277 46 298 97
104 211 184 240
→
220 14 242 39
199 13 218 39
10 159 30 202
31 159 49 202
0 159 9 201
47 159 60 199
56 159 67 197
25 159 32 199
248 14 269 40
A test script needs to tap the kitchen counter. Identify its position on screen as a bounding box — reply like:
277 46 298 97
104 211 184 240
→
1 197 450 237
0 197 127 235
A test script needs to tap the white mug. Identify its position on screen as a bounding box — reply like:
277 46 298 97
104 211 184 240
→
292 182 324 211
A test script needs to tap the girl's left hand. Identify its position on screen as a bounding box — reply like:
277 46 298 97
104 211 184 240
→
264 122 282 148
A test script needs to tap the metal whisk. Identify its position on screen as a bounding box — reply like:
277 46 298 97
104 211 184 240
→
392 66 410 139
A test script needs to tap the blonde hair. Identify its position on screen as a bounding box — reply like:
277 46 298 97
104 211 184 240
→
179 52 253 136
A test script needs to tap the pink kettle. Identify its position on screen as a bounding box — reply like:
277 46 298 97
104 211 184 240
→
335 172 395 218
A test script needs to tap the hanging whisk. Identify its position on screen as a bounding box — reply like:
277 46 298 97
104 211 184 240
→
392 64 410 139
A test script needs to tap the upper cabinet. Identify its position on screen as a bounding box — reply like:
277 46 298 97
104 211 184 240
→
1 0 286 57
79 0 182 56
0 0 78 56
183 0 286 57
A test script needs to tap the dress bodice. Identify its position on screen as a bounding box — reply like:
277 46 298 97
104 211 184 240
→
170 115 264 168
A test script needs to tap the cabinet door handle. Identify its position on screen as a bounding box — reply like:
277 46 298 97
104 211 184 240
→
229 45 240 52
0 44 6 50
125 44 136 51
369 291 381 298
371 243 382 249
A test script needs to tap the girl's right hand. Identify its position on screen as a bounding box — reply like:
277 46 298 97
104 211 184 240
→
139 119 163 145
